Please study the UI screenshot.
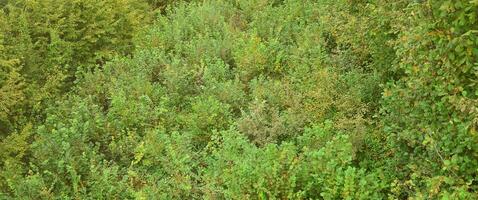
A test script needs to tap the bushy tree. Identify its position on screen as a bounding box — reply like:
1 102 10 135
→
0 0 150 130
0 0 151 197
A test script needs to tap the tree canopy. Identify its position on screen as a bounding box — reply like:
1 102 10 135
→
1 0 477 199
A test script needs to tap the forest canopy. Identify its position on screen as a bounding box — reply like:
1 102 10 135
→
1 0 477 199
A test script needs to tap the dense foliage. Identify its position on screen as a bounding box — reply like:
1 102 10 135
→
1 0 477 199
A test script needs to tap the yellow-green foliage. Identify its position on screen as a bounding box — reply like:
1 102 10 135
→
1 0 477 199
0 0 149 129
0 0 152 197
0 11 25 135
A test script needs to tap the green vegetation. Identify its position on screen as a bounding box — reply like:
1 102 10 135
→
1 0 477 199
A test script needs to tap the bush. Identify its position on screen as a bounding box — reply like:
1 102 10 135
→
2 0 476 198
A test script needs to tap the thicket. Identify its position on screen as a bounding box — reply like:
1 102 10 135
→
0 0 477 199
